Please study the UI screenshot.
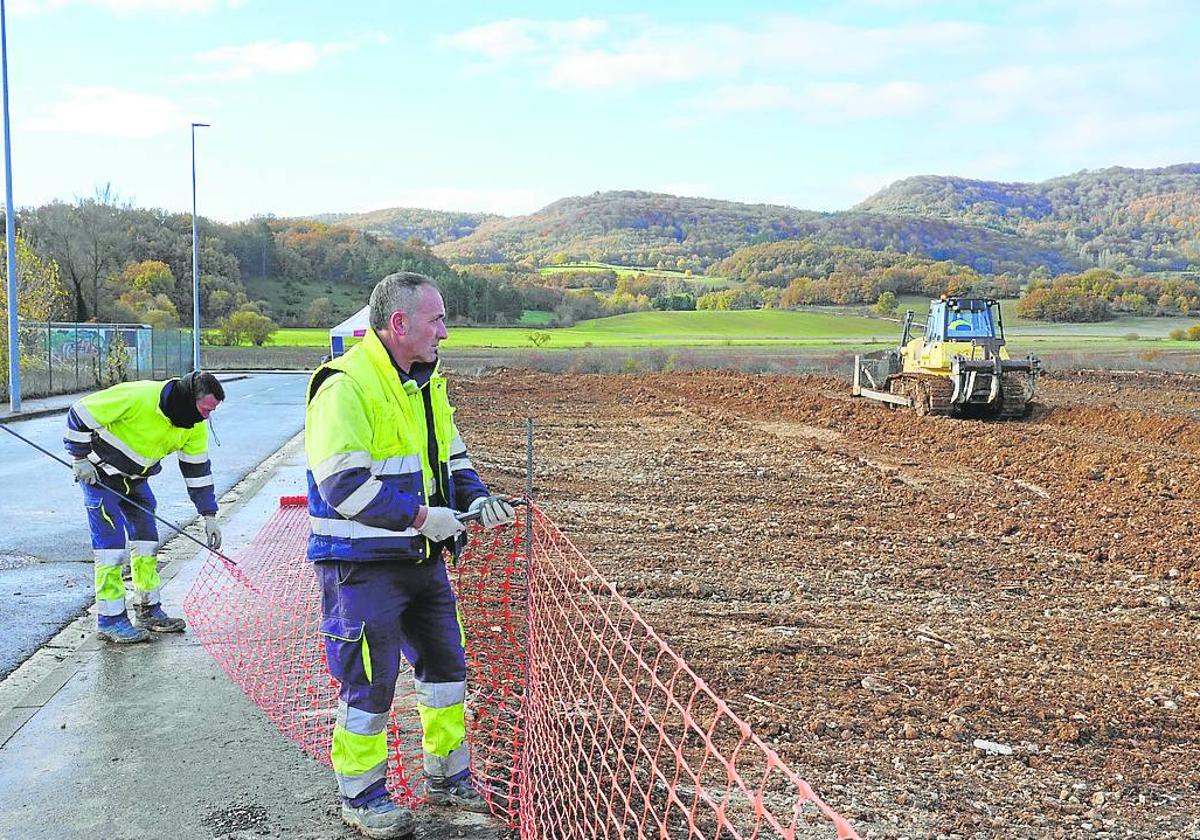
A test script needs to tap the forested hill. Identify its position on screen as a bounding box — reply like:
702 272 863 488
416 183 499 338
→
855 163 1200 271
308 207 501 245
429 190 1078 275
431 191 822 270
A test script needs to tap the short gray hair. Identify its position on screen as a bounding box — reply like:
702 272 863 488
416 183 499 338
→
368 271 439 331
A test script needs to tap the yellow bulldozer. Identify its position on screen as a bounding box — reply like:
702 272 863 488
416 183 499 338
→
851 296 1039 419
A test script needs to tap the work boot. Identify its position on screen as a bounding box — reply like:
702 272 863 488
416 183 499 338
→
425 771 490 813
133 603 186 633
96 613 151 644
340 796 415 839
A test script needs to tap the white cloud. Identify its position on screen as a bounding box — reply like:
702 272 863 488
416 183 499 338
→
445 16 984 90
438 17 607 60
193 36 382 80
696 79 932 120
702 83 799 113
10 0 243 14
25 86 185 137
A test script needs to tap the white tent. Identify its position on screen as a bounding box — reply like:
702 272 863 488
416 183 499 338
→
328 305 370 357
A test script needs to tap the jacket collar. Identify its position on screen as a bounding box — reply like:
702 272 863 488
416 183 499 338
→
362 328 440 396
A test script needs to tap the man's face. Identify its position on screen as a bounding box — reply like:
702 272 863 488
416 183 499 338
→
395 286 448 366
196 394 221 419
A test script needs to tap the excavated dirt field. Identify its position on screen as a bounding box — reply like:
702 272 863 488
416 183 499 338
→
452 368 1200 840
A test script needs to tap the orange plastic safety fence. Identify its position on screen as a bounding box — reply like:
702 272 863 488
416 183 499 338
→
183 499 858 839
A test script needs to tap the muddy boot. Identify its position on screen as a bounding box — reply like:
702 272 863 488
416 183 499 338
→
97 613 151 644
340 796 415 839
425 771 490 813
133 603 186 633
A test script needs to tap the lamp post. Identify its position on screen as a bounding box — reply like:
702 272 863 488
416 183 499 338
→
190 121 209 372
2 0 19 411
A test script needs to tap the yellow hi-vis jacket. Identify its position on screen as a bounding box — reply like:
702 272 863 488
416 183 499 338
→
304 328 487 562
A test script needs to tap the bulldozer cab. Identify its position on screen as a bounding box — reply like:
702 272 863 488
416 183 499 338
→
928 298 1001 343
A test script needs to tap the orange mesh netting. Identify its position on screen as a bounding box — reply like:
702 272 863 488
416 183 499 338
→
184 498 858 839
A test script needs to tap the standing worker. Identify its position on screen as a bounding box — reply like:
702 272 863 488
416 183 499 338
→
305 271 515 839
63 371 225 644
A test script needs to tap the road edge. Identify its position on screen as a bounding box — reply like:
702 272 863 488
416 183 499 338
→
0 429 304 747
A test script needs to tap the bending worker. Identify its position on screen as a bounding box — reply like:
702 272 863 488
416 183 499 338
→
305 271 515 839
63 371 224 644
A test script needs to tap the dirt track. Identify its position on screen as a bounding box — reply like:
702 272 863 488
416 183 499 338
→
454 368 1200 839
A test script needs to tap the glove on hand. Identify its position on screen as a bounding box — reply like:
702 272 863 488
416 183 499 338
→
72 459 99 485
469 496 516 529
204 515 222 550
417 506 467 543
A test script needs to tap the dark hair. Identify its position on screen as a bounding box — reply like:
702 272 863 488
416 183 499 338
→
194 371 224 402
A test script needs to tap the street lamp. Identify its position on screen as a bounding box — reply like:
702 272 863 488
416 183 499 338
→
0 0 18 410
190 121 209 372
2 0 19 411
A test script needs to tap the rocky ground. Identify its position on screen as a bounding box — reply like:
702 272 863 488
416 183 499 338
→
452 368 1199 840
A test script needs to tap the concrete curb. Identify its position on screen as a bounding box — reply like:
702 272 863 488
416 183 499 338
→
0 429 303 745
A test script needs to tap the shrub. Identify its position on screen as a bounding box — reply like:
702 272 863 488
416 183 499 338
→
873 291 898 316
221 308 279 347
1168 328 1187 341
1122 332 1139 341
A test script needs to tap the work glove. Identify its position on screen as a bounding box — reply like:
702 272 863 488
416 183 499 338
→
417 506 467 543
204 515 222 550
468 495 516 529
72 459 99 485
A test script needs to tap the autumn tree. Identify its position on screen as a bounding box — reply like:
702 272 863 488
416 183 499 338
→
0 234 70 386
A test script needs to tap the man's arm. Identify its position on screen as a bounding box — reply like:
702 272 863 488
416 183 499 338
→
179 425 217 516
307 376 424 529
447 420 489 511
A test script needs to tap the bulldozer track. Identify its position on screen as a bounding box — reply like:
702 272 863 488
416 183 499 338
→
887 374 955 416
997 372 1034 419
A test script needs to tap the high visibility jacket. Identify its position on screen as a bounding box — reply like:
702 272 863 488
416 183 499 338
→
304 328 487 563
63 379 217 515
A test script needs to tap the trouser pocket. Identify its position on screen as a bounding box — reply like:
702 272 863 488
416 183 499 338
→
319 615 372 686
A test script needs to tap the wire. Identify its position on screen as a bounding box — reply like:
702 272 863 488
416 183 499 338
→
0 421 241 569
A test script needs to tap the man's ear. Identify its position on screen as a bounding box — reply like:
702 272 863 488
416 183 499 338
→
390 310 406 336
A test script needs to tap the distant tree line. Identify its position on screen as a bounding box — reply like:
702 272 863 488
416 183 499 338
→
1015 268 1200 322
3 192 531 337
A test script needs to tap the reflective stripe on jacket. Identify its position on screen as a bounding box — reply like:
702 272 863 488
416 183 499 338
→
64 379 216 515
304 328 487 563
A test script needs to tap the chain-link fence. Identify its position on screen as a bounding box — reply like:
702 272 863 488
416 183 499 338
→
0 320 195 402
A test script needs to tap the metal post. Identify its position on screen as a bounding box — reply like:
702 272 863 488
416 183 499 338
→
524 416 534 563
190 122 209 372
2 0 19 411
73 322 79 389
45 317 50 392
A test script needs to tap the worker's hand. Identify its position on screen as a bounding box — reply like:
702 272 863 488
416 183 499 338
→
204 515 222 550
72 459 99 485
416 506 467 543
469 496 516 529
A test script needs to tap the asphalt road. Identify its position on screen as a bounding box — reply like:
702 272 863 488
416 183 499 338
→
0 373 309 678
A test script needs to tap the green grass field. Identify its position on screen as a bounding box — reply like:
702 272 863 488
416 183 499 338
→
260 307 1200 352
539 261 732 291
519 310 554 325
889 295 1199 339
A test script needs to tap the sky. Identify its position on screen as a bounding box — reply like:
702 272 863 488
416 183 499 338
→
2 0 1198 222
